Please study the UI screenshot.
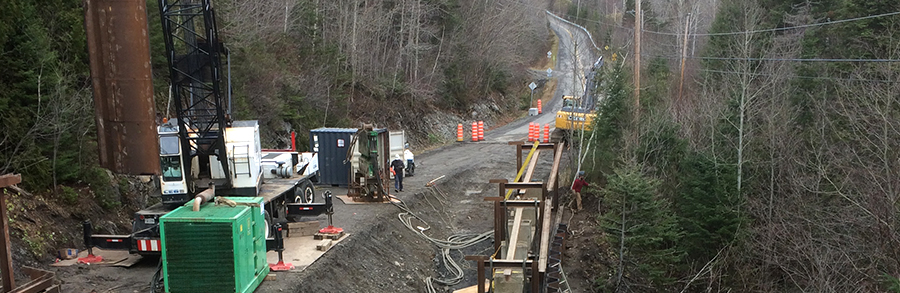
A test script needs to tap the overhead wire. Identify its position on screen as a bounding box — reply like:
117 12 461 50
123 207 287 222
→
550 9 900 62
644 10 900 37
698 68 900 83
536 3 900 38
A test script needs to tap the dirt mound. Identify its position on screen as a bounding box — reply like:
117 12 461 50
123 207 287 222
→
6 174 155 281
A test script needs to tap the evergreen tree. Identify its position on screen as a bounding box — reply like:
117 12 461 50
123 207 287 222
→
674 153 742 263
586 65 631 177
600 165 682 292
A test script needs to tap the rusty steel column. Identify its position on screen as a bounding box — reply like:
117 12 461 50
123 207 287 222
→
0 174 21 292
84 0 160 175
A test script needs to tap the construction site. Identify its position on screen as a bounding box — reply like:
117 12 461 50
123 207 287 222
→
0 0 599 292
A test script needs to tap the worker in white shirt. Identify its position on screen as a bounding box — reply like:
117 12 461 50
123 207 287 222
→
404 143 415 176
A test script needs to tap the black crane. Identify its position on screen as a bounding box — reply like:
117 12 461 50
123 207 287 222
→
158 0 232 196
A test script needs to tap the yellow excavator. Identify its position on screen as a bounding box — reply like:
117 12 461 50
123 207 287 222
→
554 95 596 131
553 57 603 140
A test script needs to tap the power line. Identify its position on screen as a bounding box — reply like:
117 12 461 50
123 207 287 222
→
645 11 900 37
543 5 900 38
694 56 900 62
544 7 900 63
699 69 900 83
645 53 900 62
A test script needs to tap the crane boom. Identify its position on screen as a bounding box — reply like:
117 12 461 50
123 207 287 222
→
158 0 232 195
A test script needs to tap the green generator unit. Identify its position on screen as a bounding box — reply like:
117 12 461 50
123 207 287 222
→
160 197 269 293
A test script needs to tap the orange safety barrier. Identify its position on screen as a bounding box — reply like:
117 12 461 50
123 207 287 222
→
527 123 532 142
478 121 484 141
457 124 463 142
471 122 478 141
537 99 542 114
525 123 530 142
538 123 544 142
543 124 550 143
528 122 535 142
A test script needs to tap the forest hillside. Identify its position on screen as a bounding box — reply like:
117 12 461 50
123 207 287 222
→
564 0 900 291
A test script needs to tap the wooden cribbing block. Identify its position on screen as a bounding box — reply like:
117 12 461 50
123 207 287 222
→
314 231 345 240
286 221 320 237
316 239 333 251
265 274 277 281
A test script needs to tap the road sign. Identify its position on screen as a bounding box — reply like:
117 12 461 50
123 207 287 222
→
529 82 537 91
546 68 553 77
547 51 552 58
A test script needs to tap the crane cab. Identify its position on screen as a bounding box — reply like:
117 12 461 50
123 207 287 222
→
158 120 189 204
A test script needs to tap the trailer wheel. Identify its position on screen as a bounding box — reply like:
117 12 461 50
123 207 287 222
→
264 210 273 238
294 181 315 203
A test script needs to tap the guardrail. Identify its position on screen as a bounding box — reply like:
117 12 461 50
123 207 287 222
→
545 10 602 53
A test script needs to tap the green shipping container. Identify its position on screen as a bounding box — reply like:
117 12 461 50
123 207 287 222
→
160 197 269 293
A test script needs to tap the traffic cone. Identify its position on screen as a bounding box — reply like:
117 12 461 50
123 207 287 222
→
537 99 542 114
457 124 463 142
478 121 484 141
472 122 478 141
544 124 550 143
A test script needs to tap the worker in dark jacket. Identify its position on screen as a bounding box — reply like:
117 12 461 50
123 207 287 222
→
391 155 405 192
572 171 588 211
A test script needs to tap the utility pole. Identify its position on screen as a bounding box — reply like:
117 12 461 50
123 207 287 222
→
633 0 642 123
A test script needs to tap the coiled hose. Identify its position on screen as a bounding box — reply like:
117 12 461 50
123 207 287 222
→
390 183 493 293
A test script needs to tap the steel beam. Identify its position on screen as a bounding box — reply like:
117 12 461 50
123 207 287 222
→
10 267 54 293
0 174 19 292
540 142 564 274
465 256 488 293
84 0 160 175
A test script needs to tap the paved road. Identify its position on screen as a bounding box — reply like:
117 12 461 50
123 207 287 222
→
490 12 599 143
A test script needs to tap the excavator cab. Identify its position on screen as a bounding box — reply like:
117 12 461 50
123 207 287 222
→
555 96 595 132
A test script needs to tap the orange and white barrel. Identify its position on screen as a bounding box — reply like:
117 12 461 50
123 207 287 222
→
478 121 484 141
472 121 478 141
528 123 535 142
457 124 463 142
543 124 550 143
537 99 543 114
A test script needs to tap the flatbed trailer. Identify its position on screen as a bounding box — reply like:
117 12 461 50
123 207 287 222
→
84 174 331 255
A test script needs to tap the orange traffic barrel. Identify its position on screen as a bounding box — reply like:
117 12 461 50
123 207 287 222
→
528 122 535 142
478 121 484 141
543 124 550 143
457 124 463 142
537 99 542 114
472 121 478 141
527 123 532 141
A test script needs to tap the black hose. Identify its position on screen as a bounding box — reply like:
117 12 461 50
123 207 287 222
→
150 258 163 293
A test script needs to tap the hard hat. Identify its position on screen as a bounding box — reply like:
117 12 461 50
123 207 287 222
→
578 171 585 176
395 154 401 160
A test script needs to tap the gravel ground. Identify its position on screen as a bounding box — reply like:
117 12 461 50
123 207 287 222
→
50 13 597 293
